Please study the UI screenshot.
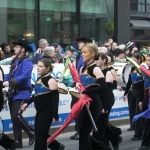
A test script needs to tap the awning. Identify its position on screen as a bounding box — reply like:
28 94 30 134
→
130 20 150 29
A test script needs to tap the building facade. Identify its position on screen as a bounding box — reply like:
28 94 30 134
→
0 0 149 48
130 0 150 47
0 0 114 48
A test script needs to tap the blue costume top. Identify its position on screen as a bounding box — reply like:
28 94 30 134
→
144 76 150 89
133 69 150 123
130 73 143 84
34 83 50 96
80 74 97 88
5 56 33 101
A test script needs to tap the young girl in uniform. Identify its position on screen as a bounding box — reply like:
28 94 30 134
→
123 53 144 141
21 58 64 150
133 54 150 150
76 43 107 150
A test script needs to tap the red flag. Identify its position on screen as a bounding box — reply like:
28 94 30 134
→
140 65 150 77
47 62 92 145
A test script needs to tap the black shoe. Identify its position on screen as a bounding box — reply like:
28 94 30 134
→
112 136 122 150
10 141 17 150
70 132 78 140
112 145 119 150
127 127 135 131
29 135 35 146
15 141 23 148
58 143 65 150
139 146 150 150
74 132 79 140
131 136 142 141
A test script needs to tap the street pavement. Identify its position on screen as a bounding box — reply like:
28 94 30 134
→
0 125 142 150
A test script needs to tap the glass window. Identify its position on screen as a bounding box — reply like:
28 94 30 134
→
146 4 150 12
0 0 36 47
146 0 150 4
138 0 145 3
40 0 77 47
130 0 147 12
138 3 145 12
80 0 114 44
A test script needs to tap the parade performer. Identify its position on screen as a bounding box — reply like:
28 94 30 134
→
0 66 17 150
47 43 106 150
21 58 65 150
75 43 106 150
106 54 123 148
132 54 150 150
3 38 35 148
123 53 144 141
93 53 122 150
92 53 113 150
126 54 150 78
70 36 93 140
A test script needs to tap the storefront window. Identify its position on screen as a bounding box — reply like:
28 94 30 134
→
40 0 77 47
80 0 114 44
0 0 115 48
0 0 36 47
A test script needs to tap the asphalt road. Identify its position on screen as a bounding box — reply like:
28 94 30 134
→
0 125 142 150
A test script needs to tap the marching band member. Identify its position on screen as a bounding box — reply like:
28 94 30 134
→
132 54 150 150
123 53 144 141
76 43 107 150
93 52 113 149
70 36 93 140
21 58 65 150
93 53 122 150
3 38 35 148
139 54 150 150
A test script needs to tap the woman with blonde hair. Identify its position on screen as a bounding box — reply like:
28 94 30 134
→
75 43 107 150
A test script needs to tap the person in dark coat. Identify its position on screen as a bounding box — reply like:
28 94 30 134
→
3 38 35 148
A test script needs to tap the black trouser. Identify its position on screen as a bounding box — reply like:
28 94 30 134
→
105 95 122 146
90 135 111 150
93 93 121 148
93 113 121 147
9 99 34 144
128 91 135 128
34 111 61 150
0 133 15 149
140 90 150 147
127 90 135 128
71 95 79 131
131 90 143 138
93 113 109 145
77 94 102 150
141 119 150 147
104 123 121 146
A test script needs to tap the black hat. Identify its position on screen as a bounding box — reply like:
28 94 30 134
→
65 45 76 52
75 36 92 43
51 43 59 49
115 48 124 57
12 38 32 51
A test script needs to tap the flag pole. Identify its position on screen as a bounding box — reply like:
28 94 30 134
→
85 104 98 132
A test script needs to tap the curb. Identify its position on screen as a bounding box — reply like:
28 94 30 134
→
6 118 129 139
